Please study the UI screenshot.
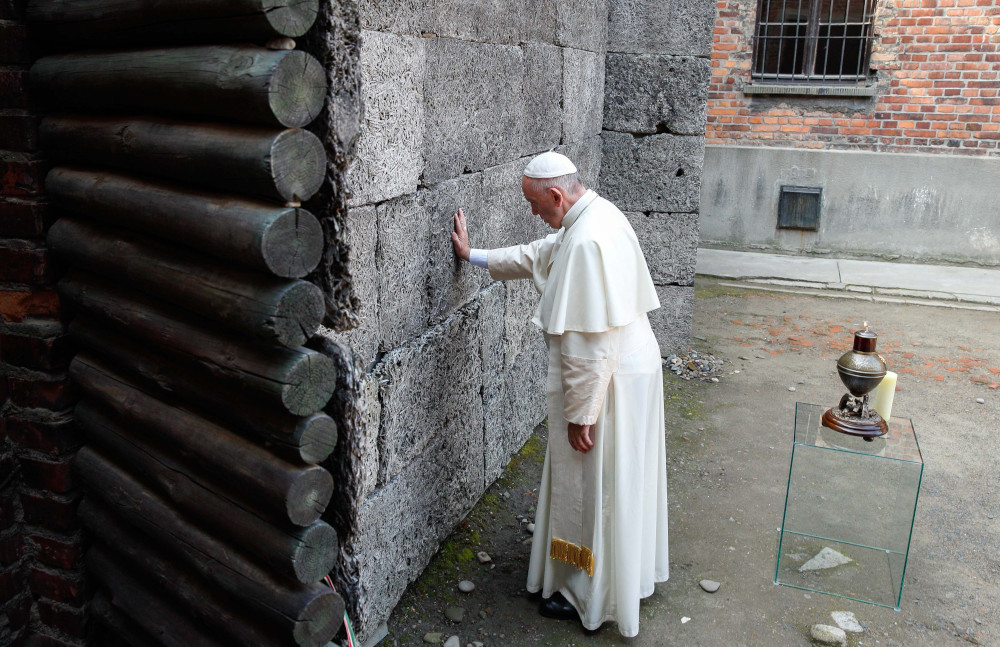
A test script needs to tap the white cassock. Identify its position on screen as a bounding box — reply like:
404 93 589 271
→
484 189 669 637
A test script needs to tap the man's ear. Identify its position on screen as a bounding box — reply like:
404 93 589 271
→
549 187 563 206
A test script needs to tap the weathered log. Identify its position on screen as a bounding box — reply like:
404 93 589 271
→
40 116 325 203
46 167 323 278
84 503 290 646
59 271 335 417
87 547 229 647
75 447 343 647
47 217 323 348
76 397 339 582
31 46 326 128
27 0 319 44
91 591 188 647
77 408 337 582
69 316 337 464
70 358 333 527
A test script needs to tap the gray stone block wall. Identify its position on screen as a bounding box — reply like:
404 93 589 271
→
325 0 714 638
599 0 716 355
324 2 613 641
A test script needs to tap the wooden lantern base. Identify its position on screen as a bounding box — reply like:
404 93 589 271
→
822 407 888 440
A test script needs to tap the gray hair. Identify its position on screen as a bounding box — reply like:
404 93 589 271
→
527 172 586 195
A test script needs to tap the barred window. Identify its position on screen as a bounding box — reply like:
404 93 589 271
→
752 0 877 83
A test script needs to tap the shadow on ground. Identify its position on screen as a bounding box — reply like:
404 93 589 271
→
385 278 999 647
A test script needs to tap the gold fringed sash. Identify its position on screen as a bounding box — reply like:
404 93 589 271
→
550 538 594 577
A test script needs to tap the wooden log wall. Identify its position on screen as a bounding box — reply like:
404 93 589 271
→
25 0 346 644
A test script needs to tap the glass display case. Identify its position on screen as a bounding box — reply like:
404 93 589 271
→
775 402 923 609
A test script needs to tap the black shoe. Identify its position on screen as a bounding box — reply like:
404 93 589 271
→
538 592 578 621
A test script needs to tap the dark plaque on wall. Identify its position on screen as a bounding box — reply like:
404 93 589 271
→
777 185 822 231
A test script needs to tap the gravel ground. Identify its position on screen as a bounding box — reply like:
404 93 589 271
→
382 278 1000 647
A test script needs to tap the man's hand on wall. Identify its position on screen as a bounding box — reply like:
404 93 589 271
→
567 422 594 453
451 209 471 261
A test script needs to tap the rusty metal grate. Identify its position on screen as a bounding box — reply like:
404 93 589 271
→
752 0 877 83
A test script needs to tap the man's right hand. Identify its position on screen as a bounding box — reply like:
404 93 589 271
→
451 208 471 261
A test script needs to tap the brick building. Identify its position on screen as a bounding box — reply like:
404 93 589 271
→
700 0 1000 266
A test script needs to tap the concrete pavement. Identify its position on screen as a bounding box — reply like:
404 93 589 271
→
696 248 1000 309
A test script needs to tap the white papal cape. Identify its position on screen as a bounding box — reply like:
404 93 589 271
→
487 190 669 637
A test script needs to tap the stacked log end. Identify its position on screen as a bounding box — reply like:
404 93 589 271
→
27 0 345 644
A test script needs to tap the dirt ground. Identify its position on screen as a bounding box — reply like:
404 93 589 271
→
382 278 1000 647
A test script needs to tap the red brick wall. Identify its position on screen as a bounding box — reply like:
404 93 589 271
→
708 0 1000 155
1 1 87 645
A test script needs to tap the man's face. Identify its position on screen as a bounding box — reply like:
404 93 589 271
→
522 176 563 229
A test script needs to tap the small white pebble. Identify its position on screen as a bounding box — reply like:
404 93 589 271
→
458 580 475 593
788 386 796 392
975 397 985 404
681 617 691 624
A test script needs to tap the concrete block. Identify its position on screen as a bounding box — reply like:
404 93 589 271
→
479 282 507 403
607 0 716 57
423 39 525 184
423 172 486 325
604 54 710 136
348 31 425 207
523 43 563 154
648 284 693 356
425 0 528 44
376 193 431 351
479 157 536 254
358 0 422 35
503 277 542 368
324 205 380 366
526 0 558 43
376 302 485 483
556 135 603 190
625 211 699 285
356 374 382 500
600 131 704 213
483 336 547 485
348 417 485 640
556 0 609 52
562 47 605 143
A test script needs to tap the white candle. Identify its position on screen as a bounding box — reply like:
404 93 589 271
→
873 371 897 421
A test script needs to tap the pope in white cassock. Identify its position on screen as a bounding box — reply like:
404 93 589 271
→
451 152 669 637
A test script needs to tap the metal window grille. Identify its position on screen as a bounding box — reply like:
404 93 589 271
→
752 0 877 82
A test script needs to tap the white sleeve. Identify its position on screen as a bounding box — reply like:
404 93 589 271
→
469 248 489 268
486 233 560 282
560 328 618 426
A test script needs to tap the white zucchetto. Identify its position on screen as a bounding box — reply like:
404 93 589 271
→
523 151 578 179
